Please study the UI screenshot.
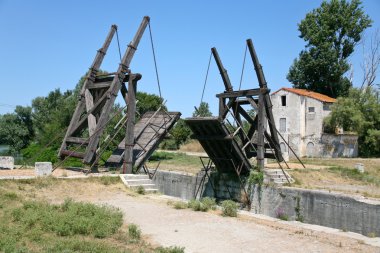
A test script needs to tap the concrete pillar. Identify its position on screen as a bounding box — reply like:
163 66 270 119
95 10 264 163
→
0 156 14 169
35 162 52 176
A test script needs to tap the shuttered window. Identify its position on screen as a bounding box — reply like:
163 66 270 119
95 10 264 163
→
280 118 286 133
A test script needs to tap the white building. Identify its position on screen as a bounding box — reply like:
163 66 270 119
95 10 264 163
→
271 88 358 159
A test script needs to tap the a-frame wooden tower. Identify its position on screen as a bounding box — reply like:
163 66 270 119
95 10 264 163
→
58 17 150 165
186 39 283 174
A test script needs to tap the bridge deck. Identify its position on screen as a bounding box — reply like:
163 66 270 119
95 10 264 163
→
106 111 181 169
185 117 252 175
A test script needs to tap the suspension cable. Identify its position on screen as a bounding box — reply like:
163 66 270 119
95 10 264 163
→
115 27 122 61
200 51 213 105
238 44 248 90
148 22 163 100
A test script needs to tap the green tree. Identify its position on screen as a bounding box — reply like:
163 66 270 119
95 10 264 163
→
0 106 33 154
193 102 212 117
324 87 380 156
31 88 75 146
136 92 165 117
287 0 372 98
170 119 192 147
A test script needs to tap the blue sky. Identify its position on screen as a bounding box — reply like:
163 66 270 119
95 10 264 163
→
0 0 379 117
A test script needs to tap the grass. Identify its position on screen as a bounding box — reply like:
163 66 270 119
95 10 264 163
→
287 158 380 198
147 151 202 174
0 178 184 253
128 224 141 242
328 166 380 186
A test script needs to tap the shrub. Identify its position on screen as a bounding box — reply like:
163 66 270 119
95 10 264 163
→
275 208 289 221
187 199 202 211
221 200 238 217
173 201 187 209
155 246 185 253
128 224 141 242
136 186 145 195
200 197 217 211
248 170 264 185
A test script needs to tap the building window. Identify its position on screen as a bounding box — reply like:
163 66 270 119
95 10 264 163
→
323 104 331 111
308 107 315 113
281 95 286 106
280 142 287 153
279 118 286 132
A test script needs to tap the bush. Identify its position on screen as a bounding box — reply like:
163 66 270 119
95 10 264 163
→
173 201 187 209
136 186 145 195
155 246 185 253
248 170 264 185
275 208 289 221
128 224 141 242
221 200 238 217
200 197 217 211
187 199 201 211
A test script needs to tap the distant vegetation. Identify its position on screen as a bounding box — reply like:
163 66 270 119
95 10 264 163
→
324 87 380 156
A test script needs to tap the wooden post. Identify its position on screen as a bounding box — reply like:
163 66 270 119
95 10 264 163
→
124 73 138 174
247 39 283 161
257 89 265 171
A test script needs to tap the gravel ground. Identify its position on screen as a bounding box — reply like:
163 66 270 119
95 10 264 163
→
47 187 377 253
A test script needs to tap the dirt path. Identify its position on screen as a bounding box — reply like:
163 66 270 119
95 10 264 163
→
98 195 379 253
40 182 377 253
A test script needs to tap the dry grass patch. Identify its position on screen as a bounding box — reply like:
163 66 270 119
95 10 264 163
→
288 158 380 198
0 178 184 253
179 140 205 153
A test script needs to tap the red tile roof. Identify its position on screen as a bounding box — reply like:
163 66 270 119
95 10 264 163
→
272 87 337 103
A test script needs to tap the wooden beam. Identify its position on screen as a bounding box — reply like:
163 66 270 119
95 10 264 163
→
124 74 138 174
60 150 85 159
256 90 265 171
216 88 262 99
84 88 96 136
66 137 89 145
87 81 111 89
191 135 233 141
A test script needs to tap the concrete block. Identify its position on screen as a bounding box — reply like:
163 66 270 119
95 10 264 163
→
355 163 364 173
0 156 14 169
35 162 52 176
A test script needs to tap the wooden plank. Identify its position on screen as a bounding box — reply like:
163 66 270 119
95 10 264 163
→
216 88 261 98
84 89 96 136
60 150 85 159
66 137 89 145
87 81 111 89
191 135 233 141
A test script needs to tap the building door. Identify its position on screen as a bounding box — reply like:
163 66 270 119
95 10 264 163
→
306 142 315 157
